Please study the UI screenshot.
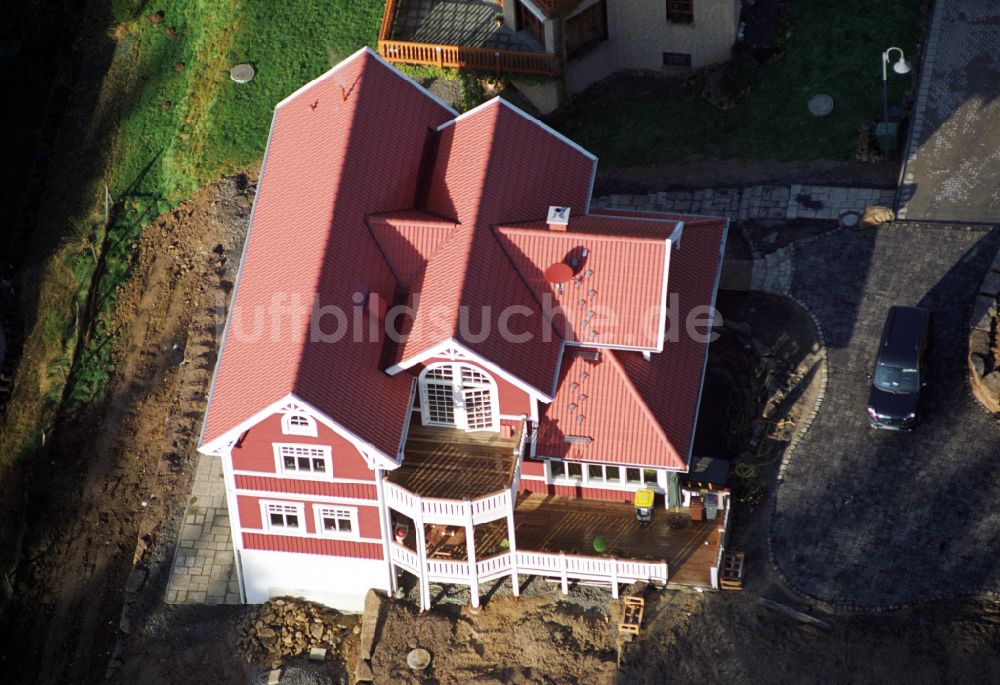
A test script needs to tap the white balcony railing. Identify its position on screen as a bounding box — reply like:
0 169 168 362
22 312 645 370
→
390 547 668 590
385 481 512 525
389 541 420 574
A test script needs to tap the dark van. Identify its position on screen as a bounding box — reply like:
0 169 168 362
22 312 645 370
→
866 306 931 430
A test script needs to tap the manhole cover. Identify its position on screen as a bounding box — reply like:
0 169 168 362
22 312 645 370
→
230 64 255 83
808 94 833 117
838 210 861 228
407 648 432 670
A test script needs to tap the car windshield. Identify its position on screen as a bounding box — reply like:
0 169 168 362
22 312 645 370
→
873 363 919 394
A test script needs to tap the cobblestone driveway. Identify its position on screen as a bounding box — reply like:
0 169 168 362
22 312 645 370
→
771 225 1000 608
897 2 1000 222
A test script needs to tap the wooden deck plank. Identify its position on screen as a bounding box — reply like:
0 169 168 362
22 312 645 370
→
387 420 518 499
512 492 724 588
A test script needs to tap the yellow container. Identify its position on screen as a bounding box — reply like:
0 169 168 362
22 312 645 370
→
633 488 655 508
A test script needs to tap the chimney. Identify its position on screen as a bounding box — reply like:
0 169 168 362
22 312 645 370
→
546 206 570 231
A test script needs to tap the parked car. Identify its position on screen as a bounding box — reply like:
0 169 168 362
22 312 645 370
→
866 305 931 430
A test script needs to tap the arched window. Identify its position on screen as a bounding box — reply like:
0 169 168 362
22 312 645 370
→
418 362 499 431
281 412 318 437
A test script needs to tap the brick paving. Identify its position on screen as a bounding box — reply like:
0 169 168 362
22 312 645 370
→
594 184 896 223
771 224 1000 609
897 2 1000 222
165 453 241 605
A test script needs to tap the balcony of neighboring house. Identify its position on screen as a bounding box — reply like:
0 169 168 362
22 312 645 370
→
378 0 558 76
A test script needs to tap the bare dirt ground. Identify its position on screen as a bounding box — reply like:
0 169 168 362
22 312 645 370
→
0 170 256 684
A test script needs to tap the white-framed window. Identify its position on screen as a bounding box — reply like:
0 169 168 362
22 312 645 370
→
419 362 499 432
261 501 305 533
547 460 660 489
273 443 333 480
281 412 318 437
315 506 359 539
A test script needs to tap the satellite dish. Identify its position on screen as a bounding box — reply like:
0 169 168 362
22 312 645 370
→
544 262 574 284
230 64 255 83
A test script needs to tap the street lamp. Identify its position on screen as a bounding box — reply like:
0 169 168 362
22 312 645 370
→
881 47 911 124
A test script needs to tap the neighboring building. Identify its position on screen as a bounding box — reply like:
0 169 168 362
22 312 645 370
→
378 0 742 112
198 47 730 613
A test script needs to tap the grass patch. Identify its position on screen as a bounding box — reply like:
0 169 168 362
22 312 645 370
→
59 0 383 415
551 0 922 166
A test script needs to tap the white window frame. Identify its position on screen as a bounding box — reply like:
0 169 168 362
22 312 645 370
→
281 412 318 437
418 362 500 432
260 500 307 535
273 443 334 481
314 505 360 540
546 460 663 492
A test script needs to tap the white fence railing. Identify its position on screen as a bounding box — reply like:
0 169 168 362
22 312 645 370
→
390 547 668 589
384 481 512 525
426 558 470 583
475 553 513 582
389 542 419 574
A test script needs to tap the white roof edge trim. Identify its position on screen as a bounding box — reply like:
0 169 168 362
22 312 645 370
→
682 218 729 470
435 98 598 165
276 46 457 117
497 98 598 162
563 340 661 353
655 236 673 352
389 337 555 402
198 106 280 450
198 392 399 471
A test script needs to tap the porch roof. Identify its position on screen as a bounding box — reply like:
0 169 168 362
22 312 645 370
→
387 418 521 499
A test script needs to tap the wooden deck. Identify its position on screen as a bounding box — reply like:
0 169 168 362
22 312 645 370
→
379 0 557 75
387 419 519 499
511 493 725 588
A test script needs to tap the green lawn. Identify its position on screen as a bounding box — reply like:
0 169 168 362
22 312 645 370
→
65 0 384 411
550 0 922 166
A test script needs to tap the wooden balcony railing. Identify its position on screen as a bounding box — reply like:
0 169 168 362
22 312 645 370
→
378 39 557 76
378 0 556 77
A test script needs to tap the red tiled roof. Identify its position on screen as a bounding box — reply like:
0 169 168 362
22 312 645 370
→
495 216 678 349
536 219 728 468
368 211 458 286
396 100 596 395
200 49 455 454
201 48 728 475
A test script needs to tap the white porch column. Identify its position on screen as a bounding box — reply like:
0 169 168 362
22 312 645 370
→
413 500 430 611
610 558 619 599
505 490 519 596
463 498 480 609
374 470 397 595
559 552 569 595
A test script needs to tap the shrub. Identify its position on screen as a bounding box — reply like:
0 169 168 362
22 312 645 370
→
592 536 608 554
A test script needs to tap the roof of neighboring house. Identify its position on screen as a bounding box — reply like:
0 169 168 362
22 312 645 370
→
535 218 728 468
200 47 728 472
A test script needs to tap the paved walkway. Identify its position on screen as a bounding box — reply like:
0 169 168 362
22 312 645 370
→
897 2 1000 223
164 453 240 605
594 184 896 223
771 224 1000 609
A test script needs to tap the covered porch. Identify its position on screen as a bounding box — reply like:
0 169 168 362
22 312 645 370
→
379 0 557 75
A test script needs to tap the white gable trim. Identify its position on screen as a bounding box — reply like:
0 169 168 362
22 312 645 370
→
655 233 675 352
435 98 598 167
197 106 279 452
386 337 555 402
276 47 457 116
198 392 400 471
684 219 729 469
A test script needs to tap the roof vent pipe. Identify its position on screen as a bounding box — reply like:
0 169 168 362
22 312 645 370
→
546 206 570 231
